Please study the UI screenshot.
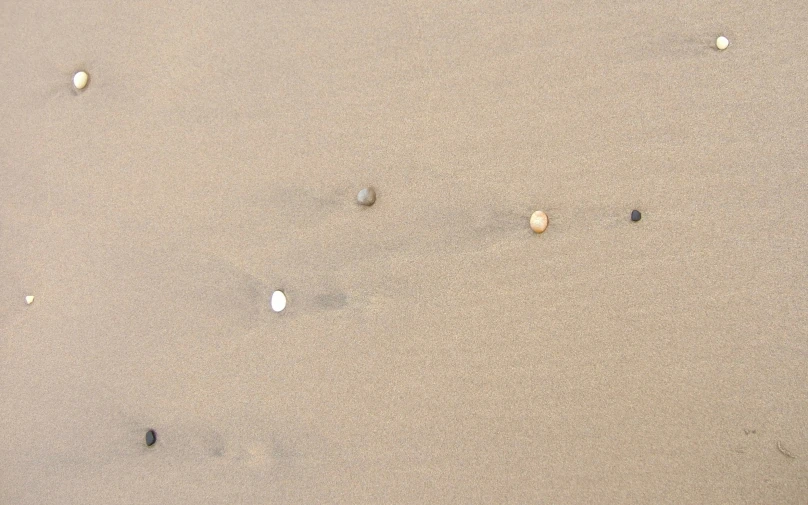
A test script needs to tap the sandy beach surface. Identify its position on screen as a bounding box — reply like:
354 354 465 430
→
1 1 806 503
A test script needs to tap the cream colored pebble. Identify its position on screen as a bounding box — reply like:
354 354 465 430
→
73 71 89 90
530 211 548 234
25 295 34 305
716 36 729 50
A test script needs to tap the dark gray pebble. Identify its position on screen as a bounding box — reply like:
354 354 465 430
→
631 210 641 222
146 429 157 447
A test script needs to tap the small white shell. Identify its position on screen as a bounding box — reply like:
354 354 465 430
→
530 211 548 234
25 295 34 305
716 36 729 50
270 290 287 312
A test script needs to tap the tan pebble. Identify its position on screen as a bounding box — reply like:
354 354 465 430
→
25 295 34 305
530 211 548 233
73 71 89 90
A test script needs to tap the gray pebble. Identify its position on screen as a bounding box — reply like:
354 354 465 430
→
357 188 376 206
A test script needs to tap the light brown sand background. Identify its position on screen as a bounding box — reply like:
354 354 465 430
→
1 1 807 503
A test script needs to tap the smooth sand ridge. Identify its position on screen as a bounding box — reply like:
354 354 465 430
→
1 1 807 504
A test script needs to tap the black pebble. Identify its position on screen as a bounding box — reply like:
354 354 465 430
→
145 429 157 447
630 210 642 222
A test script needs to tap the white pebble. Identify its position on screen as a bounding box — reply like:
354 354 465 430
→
25 295 34 305
73 71 89 90
716 36 729 50
530 211 548 234
270 290 287 313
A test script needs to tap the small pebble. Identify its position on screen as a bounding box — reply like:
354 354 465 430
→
716 36 729 50
357 188 376 206
73 71 89 90
271 290 287 312
530 211 548 234
145 429 156 447
631 210 642 222
25 295 34 305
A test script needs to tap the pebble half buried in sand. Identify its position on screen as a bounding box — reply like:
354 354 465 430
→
530 211 548 233
73 71 89 90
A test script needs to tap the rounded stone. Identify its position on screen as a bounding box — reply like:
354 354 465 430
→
271 290 287 313
631 210 642 222
530 211 548 234
357 187 376 206
73 71 89 90
716 36 729 50
145 429 157 447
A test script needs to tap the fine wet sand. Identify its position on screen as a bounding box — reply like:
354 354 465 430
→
1 1 807 503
